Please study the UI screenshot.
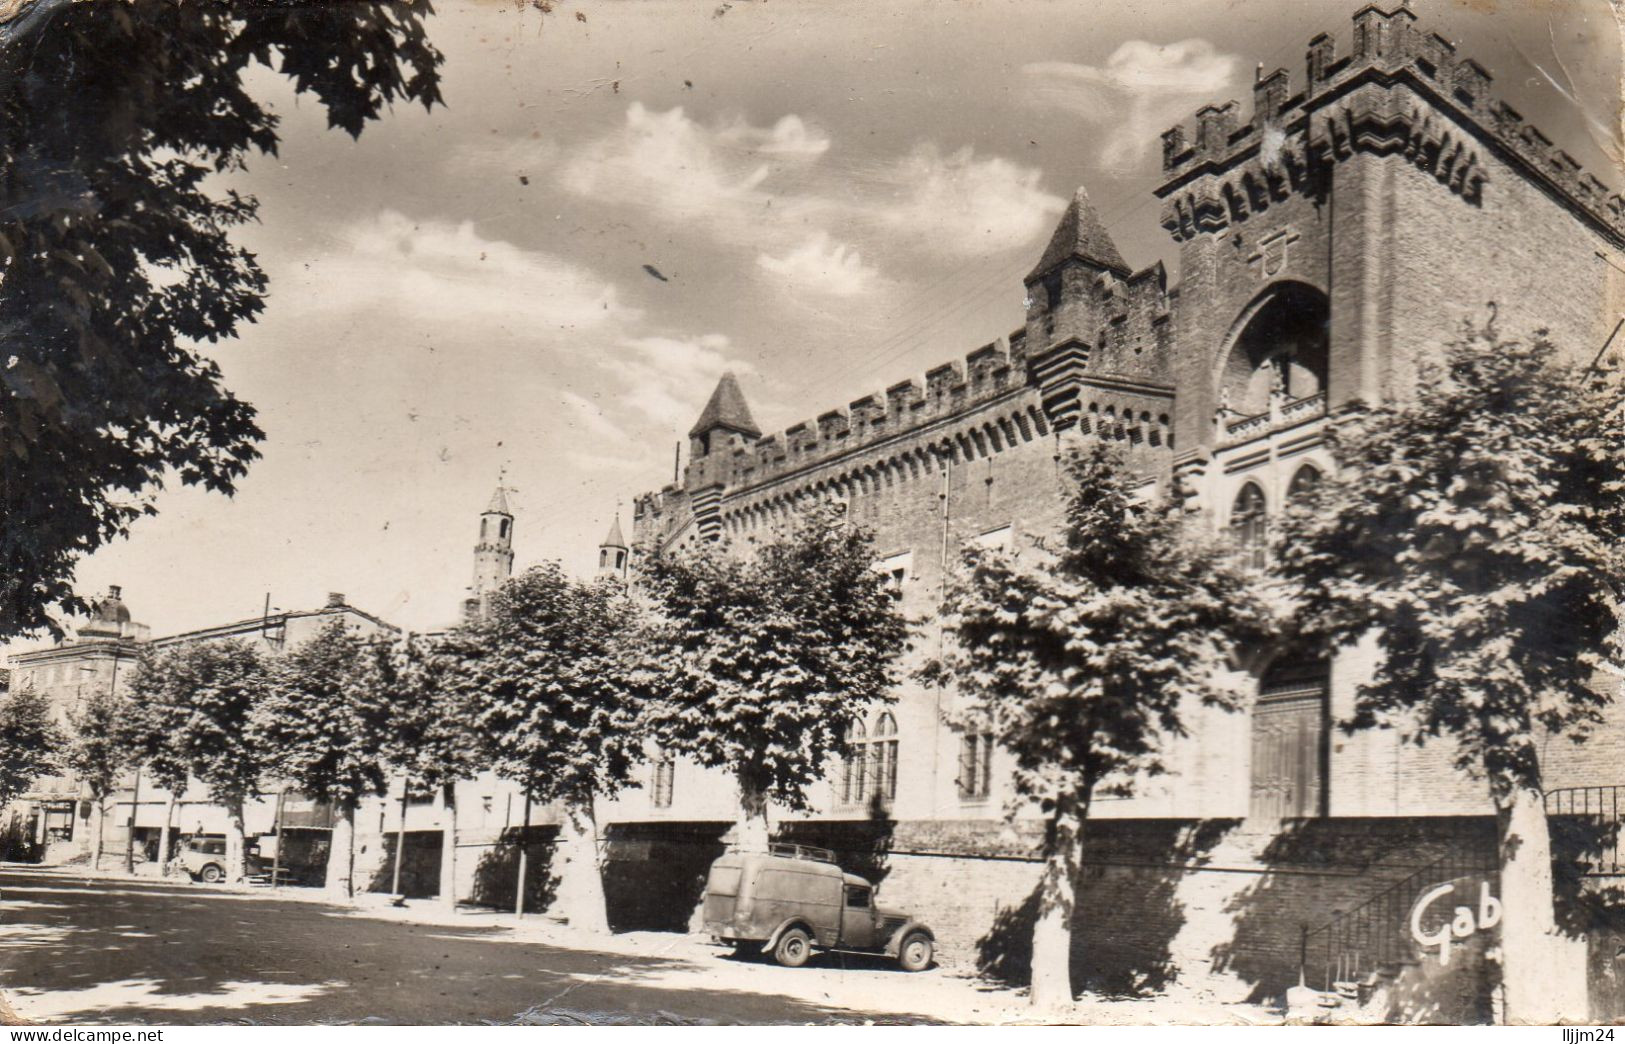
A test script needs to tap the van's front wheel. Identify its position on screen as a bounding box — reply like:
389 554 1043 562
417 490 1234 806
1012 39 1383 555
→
897 932 933 972
773 927 812 968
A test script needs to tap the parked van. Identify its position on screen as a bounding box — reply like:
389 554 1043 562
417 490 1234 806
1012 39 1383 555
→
703 843 934 971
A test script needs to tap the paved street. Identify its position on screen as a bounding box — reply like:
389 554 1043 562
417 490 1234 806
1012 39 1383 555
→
0 868 949 1026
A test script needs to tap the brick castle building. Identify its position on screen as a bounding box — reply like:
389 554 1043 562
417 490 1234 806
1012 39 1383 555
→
598 2 1625 1012
3 1 1621 1016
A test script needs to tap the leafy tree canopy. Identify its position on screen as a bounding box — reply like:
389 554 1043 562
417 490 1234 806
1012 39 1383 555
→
381 633 478 794
1276 324 1625 797
254 620 395 811
449 563 645 805
931 443 1270 808
0 0 443 637
122 639 272 804
640 504 911 810
63 684 128 799
0 688 62 807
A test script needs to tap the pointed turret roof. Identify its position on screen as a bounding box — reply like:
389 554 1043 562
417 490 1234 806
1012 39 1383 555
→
688 371 761 439
485 485 512 515
601 514 626 550
1026 186 1130 282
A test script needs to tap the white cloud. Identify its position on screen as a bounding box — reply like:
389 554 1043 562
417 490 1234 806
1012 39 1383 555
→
304 209 636 331
1023 39 1243 171
718 113 831 156
757 232 879 297
563 103 1062 284
873 145 1065 256
560 103 806 244
611 333 759 435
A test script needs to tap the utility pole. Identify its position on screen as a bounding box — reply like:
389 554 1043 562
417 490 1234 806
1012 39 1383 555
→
124 764 141 874
391 783 409 903
270 789 286 889
1587 316 1624 374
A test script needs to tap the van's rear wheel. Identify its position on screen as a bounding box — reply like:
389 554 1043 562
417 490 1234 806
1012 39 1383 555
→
773 927 812 968
199 863 224 884
897 932 933 972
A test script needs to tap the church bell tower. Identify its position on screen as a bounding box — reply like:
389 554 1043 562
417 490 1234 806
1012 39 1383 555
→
464 484 515 621
597 514 629 581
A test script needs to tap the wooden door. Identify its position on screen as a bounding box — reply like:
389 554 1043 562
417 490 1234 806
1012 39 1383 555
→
1249 661 1329 820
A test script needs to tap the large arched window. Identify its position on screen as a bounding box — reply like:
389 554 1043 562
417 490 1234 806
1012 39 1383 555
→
1231 483 1268 571
839 713 900 808
1219 283 1330 416
1249 654 1330 820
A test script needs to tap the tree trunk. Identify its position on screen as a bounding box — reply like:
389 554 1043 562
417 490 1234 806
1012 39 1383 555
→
157 792 178 877
1029 799 1082 1011
549 795 609 934
1496 784 1564 1024
736 774 771 854
438 783 457 910
90 793 107 871
224 799 249 885
324 803 357 899
514 794 532 918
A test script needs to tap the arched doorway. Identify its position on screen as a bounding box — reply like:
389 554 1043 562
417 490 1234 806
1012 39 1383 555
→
1249 653 1330 820
1218 283 1330 417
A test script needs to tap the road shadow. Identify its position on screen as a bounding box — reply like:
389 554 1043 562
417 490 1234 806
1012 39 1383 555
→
0 870 931 1025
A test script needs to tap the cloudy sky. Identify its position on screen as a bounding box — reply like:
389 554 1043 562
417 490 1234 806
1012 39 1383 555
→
21 0 1621 647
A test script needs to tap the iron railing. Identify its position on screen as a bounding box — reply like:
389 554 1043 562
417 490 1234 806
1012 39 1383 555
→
767 842 836 864
1300 846 1498 992
1544 784 1625 874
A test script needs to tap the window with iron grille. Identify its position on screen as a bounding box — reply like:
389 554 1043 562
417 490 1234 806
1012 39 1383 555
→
958 732 994 800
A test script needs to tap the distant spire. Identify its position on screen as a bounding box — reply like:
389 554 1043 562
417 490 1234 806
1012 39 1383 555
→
688 371 761 439
1027 186 1130 282
601 514 627 550
485 485 512 516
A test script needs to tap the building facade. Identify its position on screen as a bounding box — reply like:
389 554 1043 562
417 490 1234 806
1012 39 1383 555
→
2 588 398 868
600 2 1625 1009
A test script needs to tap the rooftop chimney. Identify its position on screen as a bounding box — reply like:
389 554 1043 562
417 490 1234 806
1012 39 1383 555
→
326 592 345 608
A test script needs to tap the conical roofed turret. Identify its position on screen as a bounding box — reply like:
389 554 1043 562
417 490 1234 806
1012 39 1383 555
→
688 371 761 439
1027 186 1130 281
601 514 626 550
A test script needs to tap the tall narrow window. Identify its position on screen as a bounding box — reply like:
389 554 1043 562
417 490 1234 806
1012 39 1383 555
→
652 755 675 809
1231 483 1268 571
958 732 994 800
873 713 899 801
840 719 868 807
1288 464 1322 500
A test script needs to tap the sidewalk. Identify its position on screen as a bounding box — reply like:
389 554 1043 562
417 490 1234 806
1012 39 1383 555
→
6 862 1286 1026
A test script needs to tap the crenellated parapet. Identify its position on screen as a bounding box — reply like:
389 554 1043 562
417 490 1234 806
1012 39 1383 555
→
713 334 1033 495
1155 3 1624 246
